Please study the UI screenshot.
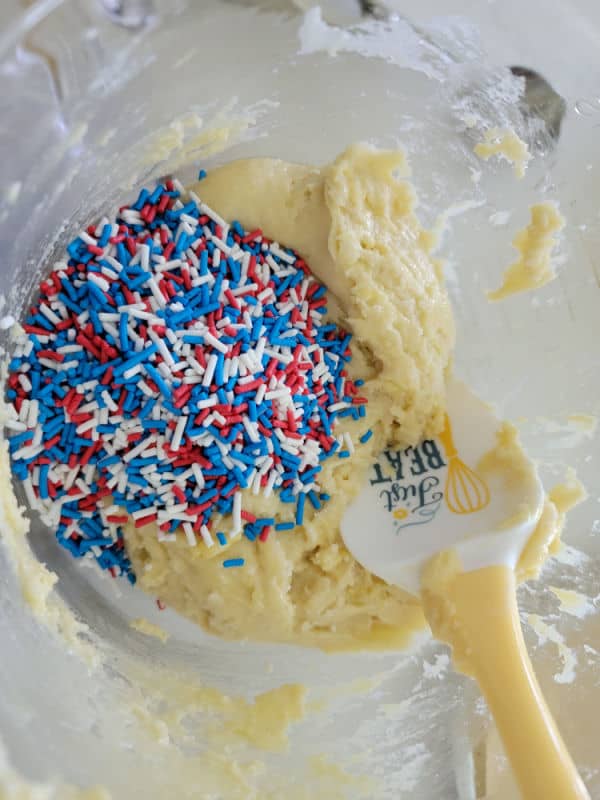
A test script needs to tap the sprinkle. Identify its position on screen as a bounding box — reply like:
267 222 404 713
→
223 558 244 568
170 415 188 451
359 429 373 443
296 493 305 526
199 524 214 548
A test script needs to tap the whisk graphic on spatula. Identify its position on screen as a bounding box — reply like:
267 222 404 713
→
438 414 490 515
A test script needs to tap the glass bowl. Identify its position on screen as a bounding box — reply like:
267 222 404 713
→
1 1 600 797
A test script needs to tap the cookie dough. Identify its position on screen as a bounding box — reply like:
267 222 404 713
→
474 127 531 179
124 144 455 648
488 203 564 301
130 617 170 642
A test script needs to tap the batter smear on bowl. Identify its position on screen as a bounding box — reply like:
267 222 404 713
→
6 145 454 648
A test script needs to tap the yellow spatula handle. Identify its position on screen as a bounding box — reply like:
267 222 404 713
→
451 566 589 800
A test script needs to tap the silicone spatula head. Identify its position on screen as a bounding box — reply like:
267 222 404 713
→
341 378 545 596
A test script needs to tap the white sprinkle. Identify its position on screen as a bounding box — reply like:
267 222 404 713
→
257 288 273 303
328 402 350 413
121 209 143 225
119 306 151 321
238 372 259 386
54 359 80 372
147 277 167 308
263 347 292 364
183 522 196 546
242 416 260 443
270 243 296 264
157 362 172 381
123 364 142 381
105 256 123 273
252 472 263 495
94 216 110 237
265 388 291 401
75 478 92 496
264 470 278 498
23 477 37 508
58 344 83 355
165 328 178 346
170 415 188 451
31 426 43 448
199 525 214 548
18 374 32 393
202 353 218 387
154 258 182 273
231 283 258 297
139 243 150 272
138 380 155 397
191 463 205 489
88 272 110 293
78 231 97 246
4 419 26 432
101 391 119 413
27 399 39 429
199 202 227 229
148 329 175 367
256 384 267 405
117 472 128 494
344 432 355 454
39 304 63 326
203 331 228 354
158 503 188 519
123 439 152 463
232 492 242 537
64 468 79 490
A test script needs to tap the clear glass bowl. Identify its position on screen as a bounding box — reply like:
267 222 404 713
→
1 1 600 797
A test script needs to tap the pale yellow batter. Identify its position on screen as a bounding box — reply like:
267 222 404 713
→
488 202 564 301
124 144 454 648
474 127 531 179
130 617 170 642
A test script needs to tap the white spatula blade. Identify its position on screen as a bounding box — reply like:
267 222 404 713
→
341 379 544 595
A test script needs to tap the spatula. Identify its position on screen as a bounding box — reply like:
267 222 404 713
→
341 377 589 800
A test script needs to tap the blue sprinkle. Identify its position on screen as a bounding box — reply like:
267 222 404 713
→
223 558 244 568
359 429 373 444
113 343 158 376
38 464 50 500
216 532 227 546
308 490 321 510
295 493 306 526
198 169 207 181
275 521 295 531
144 364 172 399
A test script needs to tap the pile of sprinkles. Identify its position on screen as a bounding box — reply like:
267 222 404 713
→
5 175 370 584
